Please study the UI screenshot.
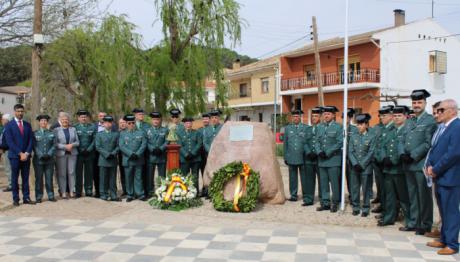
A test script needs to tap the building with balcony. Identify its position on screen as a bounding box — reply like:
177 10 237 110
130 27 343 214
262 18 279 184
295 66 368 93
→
280 10 460 125
226 56 281 128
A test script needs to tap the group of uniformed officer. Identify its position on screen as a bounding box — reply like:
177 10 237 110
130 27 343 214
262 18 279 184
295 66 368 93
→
31 108 223 203
284 89 438 234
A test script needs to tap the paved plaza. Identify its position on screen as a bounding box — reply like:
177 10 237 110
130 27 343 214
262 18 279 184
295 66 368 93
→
0 214 459 262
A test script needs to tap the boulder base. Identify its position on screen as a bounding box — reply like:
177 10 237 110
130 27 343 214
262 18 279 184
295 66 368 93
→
204 121 286 204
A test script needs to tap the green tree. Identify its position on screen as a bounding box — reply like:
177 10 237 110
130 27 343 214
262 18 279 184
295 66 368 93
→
148 0 243 116
0 45 31 86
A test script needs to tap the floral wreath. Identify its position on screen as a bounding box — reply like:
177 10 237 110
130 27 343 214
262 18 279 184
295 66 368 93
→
209 161 260 213
148 169 202 211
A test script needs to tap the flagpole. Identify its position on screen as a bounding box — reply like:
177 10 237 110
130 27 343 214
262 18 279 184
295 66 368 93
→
340 0 350 211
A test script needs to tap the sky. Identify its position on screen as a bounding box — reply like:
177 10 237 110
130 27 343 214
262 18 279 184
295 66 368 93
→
97 0 460 59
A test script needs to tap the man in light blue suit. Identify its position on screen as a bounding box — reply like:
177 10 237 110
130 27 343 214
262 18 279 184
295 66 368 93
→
425 99 460 256
3 104 35 206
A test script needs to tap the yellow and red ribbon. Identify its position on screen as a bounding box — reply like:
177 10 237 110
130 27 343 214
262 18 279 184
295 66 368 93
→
233 163 251 212
164 175 188 203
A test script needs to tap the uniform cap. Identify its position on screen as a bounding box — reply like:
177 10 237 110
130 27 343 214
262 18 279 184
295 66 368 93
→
209 109 222 116
392 106 410 114
36 114 51 121
410 89 431 100
202 113 210 118
150 112 162 118
132 108 144 113
123 114 135 122
311 107 323 114
291 109 304 115
347 108 356 117
102 115 114 122
182 117 194 123
76 109 90 116
378 105 394 115
323 106 339 113
355 113 371 123
170 108 181 117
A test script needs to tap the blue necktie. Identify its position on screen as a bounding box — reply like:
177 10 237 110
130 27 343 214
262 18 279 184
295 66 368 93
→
432 124 446 146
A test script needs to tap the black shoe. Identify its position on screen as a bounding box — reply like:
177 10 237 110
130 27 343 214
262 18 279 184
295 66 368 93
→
288 197 298 202
330 206 338 213
415 229 428 235
371 198 380 204
138 196 147 201
111 198 122 202
399 226 416 232
126 197 133 202
352 210 360 216
371 206 382 213
75 193 82 198
317 206 330 211
36 199 42 204
4 187 12 192
375 214 383 219
361 212 369 217
302 202 313 206
94 193 100 198
100 197 108 201
23 199 36 205
121 192 127 197
49 198 57 202
378 221 394 227
13 201 20 206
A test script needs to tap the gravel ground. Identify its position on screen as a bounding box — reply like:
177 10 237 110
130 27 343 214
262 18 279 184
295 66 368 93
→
0 158 403 230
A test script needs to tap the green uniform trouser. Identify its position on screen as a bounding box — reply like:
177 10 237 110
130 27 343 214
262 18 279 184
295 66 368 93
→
303 164 316 204
406 170 433 231
76 155 94 195
146 162 166 195
118 152 126 194
181 162 199 194
383 172 413 226
142 151 149 198
341 161 352 200
319 167 341 207
288 164 304 200
99 167 117 200
314 164 321 200
373 163 383 202
350 171 371 213
34 162 54 200
124 165 144 199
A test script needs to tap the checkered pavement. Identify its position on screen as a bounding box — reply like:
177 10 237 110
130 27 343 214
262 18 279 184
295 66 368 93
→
0 215 458 262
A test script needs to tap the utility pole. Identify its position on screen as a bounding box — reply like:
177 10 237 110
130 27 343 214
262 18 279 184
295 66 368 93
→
432 0 434 18
31 0 43 129
311 16 324 106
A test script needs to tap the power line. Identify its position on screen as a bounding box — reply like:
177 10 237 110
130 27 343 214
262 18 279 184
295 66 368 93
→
386 33 460 44
255 35 308 59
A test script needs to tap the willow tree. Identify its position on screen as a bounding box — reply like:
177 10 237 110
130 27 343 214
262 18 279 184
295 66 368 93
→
42 15 144 116
148 0 242 116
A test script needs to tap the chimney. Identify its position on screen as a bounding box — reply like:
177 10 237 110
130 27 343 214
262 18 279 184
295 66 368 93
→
394 9 405 27
232 58 241 70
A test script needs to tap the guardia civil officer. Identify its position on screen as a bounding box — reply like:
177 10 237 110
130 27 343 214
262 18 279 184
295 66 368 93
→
95 116 120 201
33 115 57 203
119 114 147 202
399 89 437 235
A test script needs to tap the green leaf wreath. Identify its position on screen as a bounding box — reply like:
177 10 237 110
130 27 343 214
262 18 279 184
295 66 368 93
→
209 161 260 213
148 169 203 211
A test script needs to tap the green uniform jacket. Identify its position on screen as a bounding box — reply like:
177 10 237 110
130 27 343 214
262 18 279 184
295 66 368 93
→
33 129 56 165
374 122 395 164
284 123 308 165
74 123 96 156
383 124 408 174
119 129 147 167
95 130 119 167
146 126 168 164
303 125 317 165
136 121 151 134
315 121 343 167
348 130 376 174
399 112 436 172
179 129 202 163
203 124 222 153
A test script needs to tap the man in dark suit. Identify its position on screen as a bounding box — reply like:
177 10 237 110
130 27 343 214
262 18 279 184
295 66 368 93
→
425 99 460 256
3 104 35 206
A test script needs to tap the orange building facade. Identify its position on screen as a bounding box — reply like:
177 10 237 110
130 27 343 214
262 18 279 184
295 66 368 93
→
280 36 382 126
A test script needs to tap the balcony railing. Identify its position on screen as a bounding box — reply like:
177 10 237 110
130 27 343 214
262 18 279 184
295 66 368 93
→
281 68 380 91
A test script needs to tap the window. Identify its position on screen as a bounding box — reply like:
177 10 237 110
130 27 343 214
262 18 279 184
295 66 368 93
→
239 83 248 97
304 64 316 81
239 115 250 121
259 113 263 122
429 51 447 74
261 78 269 93
1 97 4 104
294 98 302 110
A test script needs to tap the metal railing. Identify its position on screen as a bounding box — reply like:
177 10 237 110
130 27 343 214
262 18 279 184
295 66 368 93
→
281 68 380 91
